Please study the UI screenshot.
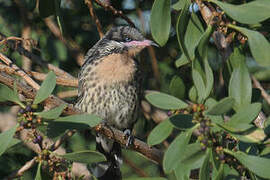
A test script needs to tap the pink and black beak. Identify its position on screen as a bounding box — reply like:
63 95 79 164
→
124 39 159 48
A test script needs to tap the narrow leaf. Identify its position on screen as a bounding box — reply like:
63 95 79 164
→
169 114 194 129
229 24 270 67
176 0 192 61
225 103 261 131
33 71 56 105
225 149 270 179
0 83 22 106
35 162 42 180
199 148 211 180
0 125 17 156
169 76 185 100
147 119 173 146
36 104 67 119
192 69 206 102
146 92 188 110
229 61 252 111
206 97 235 115
163 130 192 173
214 163 224 180
54 114 102 127
60 150 106 164
210 0 270 24
150 0 171 46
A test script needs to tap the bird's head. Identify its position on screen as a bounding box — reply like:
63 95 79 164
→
103 26 158 56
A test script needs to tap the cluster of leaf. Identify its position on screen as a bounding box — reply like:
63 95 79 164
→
147 0 270 179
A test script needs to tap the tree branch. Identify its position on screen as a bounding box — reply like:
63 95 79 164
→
0 72 163 164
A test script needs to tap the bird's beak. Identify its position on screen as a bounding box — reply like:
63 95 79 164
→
124 40 159 47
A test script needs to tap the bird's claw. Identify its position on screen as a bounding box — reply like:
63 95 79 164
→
123 129 134 147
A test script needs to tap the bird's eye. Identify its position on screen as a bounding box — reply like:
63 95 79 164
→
124 37 132 42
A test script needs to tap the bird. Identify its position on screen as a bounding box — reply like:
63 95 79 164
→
75 26 157 179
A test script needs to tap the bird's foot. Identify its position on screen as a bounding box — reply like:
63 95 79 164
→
123 129 134 147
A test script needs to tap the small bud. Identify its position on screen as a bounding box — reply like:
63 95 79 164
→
18 108 25 114
25 105 32 112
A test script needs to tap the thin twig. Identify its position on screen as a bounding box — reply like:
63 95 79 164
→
252 75 270 105
4 158 36 180
44 17 85 66
0 32 76 79
57 90 78 98
0 53 40 89
93 0 135 27
85 0 104 38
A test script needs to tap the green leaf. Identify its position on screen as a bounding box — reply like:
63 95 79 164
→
33 71 56 105
224 103 261 132
147 119 173 146
145 92 188 110
169 114 193 129
204 58 214 99
206 97 235 115
261 146 270 156
231 128 266 143
210 0 270 24
0 125 17 156
175 13 204 67
196 25 214 62
36 104 67 119
214 163 224 180
124 178 167 180
176 0 192 62
54 114 102 127
150 0 171 46
199 148 211 180
163 130 192 173
60 150 106 164
188 86 197 102
172 0 185 10
192 69 206 102
169 76 185 100
225 149 270 179
0 83 23 107
229 60 252 111
7 138 21 149
35 162 42 180
229 25 270 67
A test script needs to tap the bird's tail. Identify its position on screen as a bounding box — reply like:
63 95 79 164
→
90 134 122 180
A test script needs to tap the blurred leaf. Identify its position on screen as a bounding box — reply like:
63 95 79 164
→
214 163 224 180
150 0 171 46
188 86 197 102
199 148 211 180
35 162 42 180
225 149 270 179
175 13 204 67
176 0 192 62
163 130 192 173
169 114 194 129
229 24 270 67
54 114 102 127
192 69 206 102
39 0 55 18
210 0 270 24
204 58 214 99
206 97 235 115
196 25 213 62
146 92 188 110
261 146 270 156
0 125 17 156
172 0 185 10
60 150 106 164
147 119 173 146
124 178 166 180
55 0 63 34
169 76 185 99
7 138 21 149
36 104 67 119
0 83 23 107
205 98 224 124
224 103 261 131
33 71 56 105
231 128 266 143
229 60 252 111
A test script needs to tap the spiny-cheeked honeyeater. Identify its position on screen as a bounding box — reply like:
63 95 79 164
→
75 26 157 180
